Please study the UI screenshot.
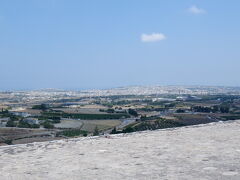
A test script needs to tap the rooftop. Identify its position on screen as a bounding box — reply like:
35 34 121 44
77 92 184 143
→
1 120 240 180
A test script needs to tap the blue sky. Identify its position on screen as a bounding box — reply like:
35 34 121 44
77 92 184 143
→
0 0 240 90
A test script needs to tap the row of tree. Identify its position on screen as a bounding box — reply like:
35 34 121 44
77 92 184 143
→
191 105 230 113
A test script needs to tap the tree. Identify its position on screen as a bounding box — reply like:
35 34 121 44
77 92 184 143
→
106 109 115 113
111 127 117 134
32 124 40 128
17 120 31 128
4 139 12 145
220 106 230 113
176 109 185 113
10 115 19 121
32 104 48 111
122 126 134 133
128 109 138 117
43 121 54 129
93 126 99 136
83 132 88 137
212 105 219 113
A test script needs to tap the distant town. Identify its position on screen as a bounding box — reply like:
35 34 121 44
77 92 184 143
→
1 85 240 146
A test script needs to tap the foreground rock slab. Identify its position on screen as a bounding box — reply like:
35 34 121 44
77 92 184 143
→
1 121 240 180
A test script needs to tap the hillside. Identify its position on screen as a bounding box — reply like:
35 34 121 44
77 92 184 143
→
0 120 240 180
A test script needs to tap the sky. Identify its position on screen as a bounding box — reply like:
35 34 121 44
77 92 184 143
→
0 0 240 90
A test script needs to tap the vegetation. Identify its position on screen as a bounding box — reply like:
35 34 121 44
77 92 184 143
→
99 108 115 113
221 115 240 120
32 104 48 111
37 116 61 123
0 109 9 115
111 118 185 134
133 119 184 131
140 115 158 121
128 109 138 117
6 120 17 127
0 110 21 120
4 139 12 145
17 120 40 128
139 107 166 112
93 126 100 136
191 105 230 113
2 92 240 145
58 129 88 137
41 112 130 120
176 109 186 113
111 127 117 134
42 121 54 129
219 106 230 113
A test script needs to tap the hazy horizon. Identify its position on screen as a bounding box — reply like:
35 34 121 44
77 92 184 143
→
1 0 240 90
1 84 240 92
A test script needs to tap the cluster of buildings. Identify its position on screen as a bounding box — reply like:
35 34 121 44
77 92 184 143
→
0 86 239 104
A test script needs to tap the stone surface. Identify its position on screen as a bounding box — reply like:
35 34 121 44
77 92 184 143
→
0 120 240 180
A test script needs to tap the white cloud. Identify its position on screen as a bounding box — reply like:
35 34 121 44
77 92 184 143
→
141 33 166 42
188 5 206 14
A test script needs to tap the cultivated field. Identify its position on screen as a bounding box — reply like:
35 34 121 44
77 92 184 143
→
54 119 83 129
81 120 122 132
174 113 218 125
0 128 55 145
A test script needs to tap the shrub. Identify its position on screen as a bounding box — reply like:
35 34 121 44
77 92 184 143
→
59 129 88 137
4 139 12 145
93 126 99 136
6 120 16 127
128 109 138 117
32 104 48 111
43 121 54 129
176 109 185 113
